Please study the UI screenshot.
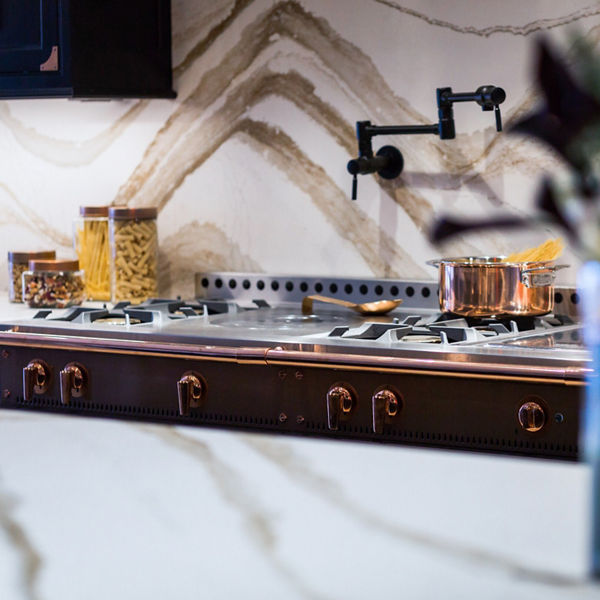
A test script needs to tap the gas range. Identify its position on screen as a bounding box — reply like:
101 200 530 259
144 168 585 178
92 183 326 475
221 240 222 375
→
0 273 588 460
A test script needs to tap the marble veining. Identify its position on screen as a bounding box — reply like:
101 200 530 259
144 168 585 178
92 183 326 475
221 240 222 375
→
0 102 148 167
0 408 595 599
372 1 600 37
172 0 254 78
0 183 70 248
0 479 41 600
143 426 332 600
241 435 584 587
158 221 261 297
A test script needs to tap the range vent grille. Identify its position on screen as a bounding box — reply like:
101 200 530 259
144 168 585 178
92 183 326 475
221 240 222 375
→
195 272 439 309
13 397 577 457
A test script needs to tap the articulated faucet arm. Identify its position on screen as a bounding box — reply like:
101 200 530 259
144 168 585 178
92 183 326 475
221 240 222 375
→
347 84 506 199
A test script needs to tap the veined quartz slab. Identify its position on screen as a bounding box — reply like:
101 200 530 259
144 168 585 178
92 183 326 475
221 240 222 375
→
0 406 594 599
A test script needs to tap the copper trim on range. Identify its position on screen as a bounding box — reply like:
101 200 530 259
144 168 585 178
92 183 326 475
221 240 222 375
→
0 330 589 384
0 330 269 363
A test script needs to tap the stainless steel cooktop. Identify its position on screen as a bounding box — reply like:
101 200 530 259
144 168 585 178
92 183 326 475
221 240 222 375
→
0 273 588 460
0 293 587 373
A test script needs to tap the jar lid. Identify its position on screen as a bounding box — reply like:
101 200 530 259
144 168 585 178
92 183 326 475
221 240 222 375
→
108 206 157 220
80 206 109 217
28 259 80 272
8 250 56 263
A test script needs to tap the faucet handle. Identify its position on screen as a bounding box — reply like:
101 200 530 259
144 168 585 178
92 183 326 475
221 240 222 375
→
475 85 505 131
351 174 358 200
494 105 503 131
347 146 404 200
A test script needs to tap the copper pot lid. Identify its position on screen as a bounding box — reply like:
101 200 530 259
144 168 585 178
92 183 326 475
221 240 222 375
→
8 250 56 263
108 206 157 220
28 259 80 272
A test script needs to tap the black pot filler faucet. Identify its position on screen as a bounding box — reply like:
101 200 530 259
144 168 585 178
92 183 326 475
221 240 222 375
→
347 85 506 200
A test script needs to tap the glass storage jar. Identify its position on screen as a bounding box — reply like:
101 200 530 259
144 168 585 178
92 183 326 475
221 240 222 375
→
73 206 110 301
109 206 158 303
7 250 56 303
22 259 85 308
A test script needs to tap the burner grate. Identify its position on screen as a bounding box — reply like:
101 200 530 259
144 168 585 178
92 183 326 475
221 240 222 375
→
318 310 576 345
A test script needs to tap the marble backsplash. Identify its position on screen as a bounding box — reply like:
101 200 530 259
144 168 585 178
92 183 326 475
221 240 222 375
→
2 0 600 297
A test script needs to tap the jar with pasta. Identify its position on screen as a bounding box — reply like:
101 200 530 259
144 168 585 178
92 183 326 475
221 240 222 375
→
109 206 158 303
73 206 110 301
22 259 85 308
7 250 56 303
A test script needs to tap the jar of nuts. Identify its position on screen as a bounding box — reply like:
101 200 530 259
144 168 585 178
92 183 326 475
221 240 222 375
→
22 259 85 308
109 206 158 303
7 250 56 302
73 206 110 301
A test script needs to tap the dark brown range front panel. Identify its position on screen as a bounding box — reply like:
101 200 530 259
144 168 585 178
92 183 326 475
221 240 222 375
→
0 342 582 460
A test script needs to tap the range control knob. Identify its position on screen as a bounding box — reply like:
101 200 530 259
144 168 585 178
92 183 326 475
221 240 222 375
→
23 359 51 402
177 372 205 416
59 362 87 406
326 385 355 431
372 389 401 433
518 400 546 432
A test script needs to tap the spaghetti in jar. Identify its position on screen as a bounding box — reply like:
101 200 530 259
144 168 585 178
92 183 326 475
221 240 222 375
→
74 206 110 301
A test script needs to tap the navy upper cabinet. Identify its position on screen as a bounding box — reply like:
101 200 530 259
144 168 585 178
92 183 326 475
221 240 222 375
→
0 0 175 99
0 0 60 75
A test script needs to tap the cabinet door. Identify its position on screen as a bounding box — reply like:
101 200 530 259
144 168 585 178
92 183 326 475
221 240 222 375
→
0 0 60 74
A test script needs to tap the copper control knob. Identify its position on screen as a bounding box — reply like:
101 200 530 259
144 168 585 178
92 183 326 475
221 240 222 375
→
23 359 50 402
326 385 354 430
372 389 401 433
59 362 87 406
518 401 546 432
177 373 204 416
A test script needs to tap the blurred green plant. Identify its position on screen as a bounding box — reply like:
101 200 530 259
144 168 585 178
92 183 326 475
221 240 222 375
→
431 35 600 260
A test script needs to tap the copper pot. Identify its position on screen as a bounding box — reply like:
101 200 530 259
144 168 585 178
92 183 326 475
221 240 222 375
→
427 256 569 317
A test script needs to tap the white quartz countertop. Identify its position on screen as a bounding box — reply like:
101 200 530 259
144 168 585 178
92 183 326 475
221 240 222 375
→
0 299 597 599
